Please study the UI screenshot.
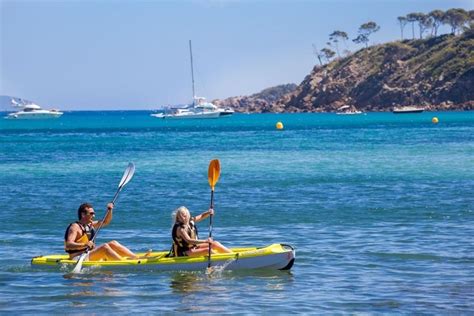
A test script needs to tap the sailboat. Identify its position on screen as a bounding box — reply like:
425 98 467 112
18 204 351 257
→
151 41 233 119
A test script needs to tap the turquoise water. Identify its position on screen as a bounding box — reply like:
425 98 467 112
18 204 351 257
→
1 111 473 313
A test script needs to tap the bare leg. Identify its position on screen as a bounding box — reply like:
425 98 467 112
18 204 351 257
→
211 241 232 253
140 249 153 258
126 249 153 259
88 243 122 261
186 246 215 257
107 240 138 258
186 242 232 257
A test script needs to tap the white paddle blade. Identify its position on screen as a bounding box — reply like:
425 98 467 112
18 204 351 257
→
118 162 135 189
71 253 88 274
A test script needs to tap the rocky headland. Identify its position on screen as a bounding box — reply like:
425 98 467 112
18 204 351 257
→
215 30 473 113
213 84 297 113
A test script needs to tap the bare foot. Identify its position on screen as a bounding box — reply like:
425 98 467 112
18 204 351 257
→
137 249 153 259
126 250 153 260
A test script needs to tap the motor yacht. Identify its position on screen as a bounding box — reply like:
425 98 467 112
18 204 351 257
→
151 107 220 119
392 106 425 114
336 105 363 115
5 104 63 119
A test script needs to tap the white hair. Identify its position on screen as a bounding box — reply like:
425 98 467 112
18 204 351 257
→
171 206 190 228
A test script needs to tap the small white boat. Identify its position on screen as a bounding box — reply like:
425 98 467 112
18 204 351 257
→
336 105 363 115
5 103 63 120
393 106 424 114
31 243 295 271
336 110 363 115
218 106 235 116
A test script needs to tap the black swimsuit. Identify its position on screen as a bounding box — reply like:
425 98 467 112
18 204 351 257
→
171 220 198 257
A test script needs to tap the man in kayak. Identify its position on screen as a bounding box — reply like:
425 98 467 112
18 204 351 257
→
64 202 142 261
171 206 232 257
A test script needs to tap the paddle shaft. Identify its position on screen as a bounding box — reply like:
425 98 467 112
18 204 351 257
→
90 163 134 244
208 190 214 268
90 186 123 244
209 190 214 238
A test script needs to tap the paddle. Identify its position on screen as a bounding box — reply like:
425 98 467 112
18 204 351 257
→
71 162 136 274
207 159 221 271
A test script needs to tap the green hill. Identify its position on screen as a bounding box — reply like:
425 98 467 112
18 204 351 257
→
276 30 473 112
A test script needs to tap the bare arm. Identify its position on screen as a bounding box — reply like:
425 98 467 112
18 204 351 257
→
194 208 213 223
93 203 114 229
178 227 210 246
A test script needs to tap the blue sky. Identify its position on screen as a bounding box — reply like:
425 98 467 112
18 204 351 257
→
1 0 472 110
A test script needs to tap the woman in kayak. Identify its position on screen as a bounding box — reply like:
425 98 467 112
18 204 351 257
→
171 206 232 257
64 202 149 261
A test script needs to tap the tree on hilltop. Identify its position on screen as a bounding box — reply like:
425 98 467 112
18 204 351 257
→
329 30 349 58
407 13 430 39
406 13 420 39
429 10 445 36
443 8 469 34
468 10 474 31
353 21 380 48
320 48 336 63
397 16 408 40
312 44 324 66
418 14 434 38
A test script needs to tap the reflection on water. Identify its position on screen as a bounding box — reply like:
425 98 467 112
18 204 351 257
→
169 258 238 294
169 272 204 294
62 269 113 281
169 268 294 293
168 268 295 313
67 289 96 297
61 269 132 306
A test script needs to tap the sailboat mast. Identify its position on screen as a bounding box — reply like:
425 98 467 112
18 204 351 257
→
189 40 196 107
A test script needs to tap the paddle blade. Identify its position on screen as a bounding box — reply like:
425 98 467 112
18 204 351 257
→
208 159 221 190
118 162 135 189
71 252 88 274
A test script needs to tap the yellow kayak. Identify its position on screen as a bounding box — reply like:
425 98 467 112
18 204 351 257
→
31 243 295 271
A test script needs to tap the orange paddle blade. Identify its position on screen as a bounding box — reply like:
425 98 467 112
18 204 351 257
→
208 159 221 190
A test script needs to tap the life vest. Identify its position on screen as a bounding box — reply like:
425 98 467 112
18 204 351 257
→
170 218 198 257
64 221 96 254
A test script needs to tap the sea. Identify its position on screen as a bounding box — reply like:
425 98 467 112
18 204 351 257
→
0 111 473 314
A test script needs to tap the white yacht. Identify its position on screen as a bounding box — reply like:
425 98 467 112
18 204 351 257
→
5 103 63 119
217 106 235 116
151 107 220 119
194 97 234 117
151 40 233 120
392 106 425 114
336 105 363 115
